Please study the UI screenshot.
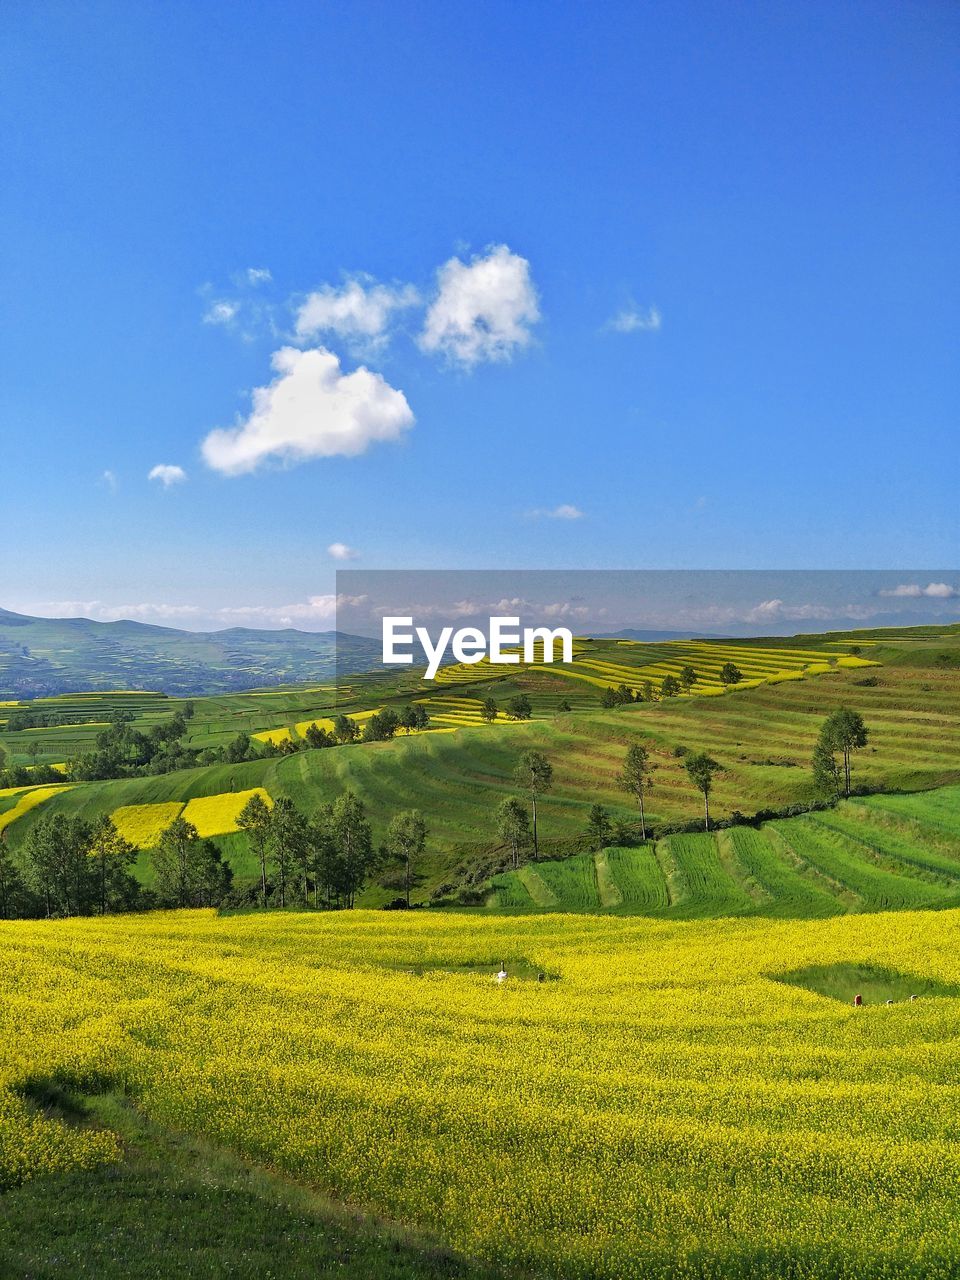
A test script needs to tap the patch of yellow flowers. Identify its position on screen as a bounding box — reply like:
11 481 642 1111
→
2 908 960 1277
112 801 184 848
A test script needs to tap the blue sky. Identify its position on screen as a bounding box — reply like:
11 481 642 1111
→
1 1 957 631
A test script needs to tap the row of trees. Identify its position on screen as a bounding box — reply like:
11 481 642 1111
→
232 792 427 910
0 703 872 918
492 705 870 874
599 662 744 708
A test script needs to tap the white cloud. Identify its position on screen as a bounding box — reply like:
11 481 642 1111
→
607 304 661 333
245 267 272 286
148 464 187 488
296 277 419 345
419 244 540 367
18 593 369 631
880 582 957 599
201 346 414 476
528 503 584 520
328 542 359 561
101 470 118 492
203 300 241 326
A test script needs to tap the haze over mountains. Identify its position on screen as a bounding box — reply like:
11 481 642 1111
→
0 607 382 698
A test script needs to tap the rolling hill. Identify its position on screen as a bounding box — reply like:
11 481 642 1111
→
0 607 381 697
3 624 960 907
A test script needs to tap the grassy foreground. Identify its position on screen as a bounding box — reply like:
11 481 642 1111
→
0 1092 510 1280
3 907 960 1278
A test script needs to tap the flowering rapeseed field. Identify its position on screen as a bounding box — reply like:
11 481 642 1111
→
112 801 184 848
2 908 960 1277
180 787 273 837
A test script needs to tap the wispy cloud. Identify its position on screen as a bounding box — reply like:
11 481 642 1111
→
296 277 420 349
327 542 359 561
879 582 957 599
527 503 584 520
606 303 661 333
148 464 187 488
203 299 241 327
101 469 118 492
18 594 369 631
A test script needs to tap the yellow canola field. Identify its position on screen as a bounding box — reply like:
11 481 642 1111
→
112 802 185 849
251 727 293 746
2 909 960 1278
294 709 381 737
181 787 273 838
0 785 73 834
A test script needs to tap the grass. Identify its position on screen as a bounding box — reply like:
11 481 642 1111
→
0 1091 511 1280
772 962 960 1005
482 782 960 918
3 632 960 906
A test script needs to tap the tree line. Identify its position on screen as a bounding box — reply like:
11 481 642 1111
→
0 703 870 919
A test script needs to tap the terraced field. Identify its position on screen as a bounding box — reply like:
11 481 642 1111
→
4 661 960 901
486 786 960 915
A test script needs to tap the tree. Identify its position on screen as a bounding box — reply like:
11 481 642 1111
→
225 732 254 763
585 803 613 851
386 809 427 907
268 796 311 908
362 709 400 742
496 797 530 869
557 699 572 712
814 708 868 798
304 722 334 749
812 738 843 800
237 793 273 906
616 683 634 705
617 741 655 841
719 662 742 686
601 686 619 709
481 697 499 723
684 752 721 830
22 814 95 916
660 675 681 699
680 665 697 692
329 792 375 908
0 844 25 919
641 681 654 703
88 815 138 915
152 817 203 908
514 750 553 859
507 694 532 721
197 840 233 906
333 715 360 744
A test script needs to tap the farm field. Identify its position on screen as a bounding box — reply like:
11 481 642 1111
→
486 786 960 915
3 907 960 1278
4 654 960 903
0 630 913 769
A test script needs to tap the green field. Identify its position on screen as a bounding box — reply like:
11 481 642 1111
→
3 627 960 905
486 788 960 915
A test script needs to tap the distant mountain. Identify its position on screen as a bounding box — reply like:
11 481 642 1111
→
0 608 383 698
598 628 728 642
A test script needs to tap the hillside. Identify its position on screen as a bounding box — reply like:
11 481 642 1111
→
3 625 960 907
488 787 960 916
0 607 381 697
